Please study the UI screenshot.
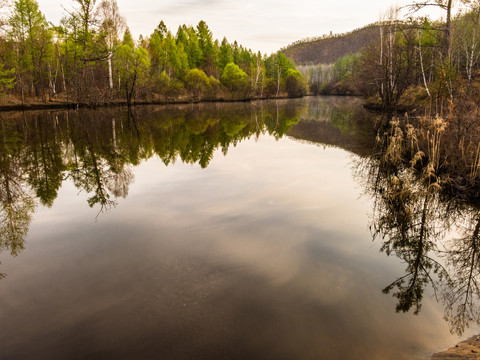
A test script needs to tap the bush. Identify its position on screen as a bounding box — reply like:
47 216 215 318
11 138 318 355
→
220 63 250 98
184 69 210 99
207 75 222 99
264 78 278 98
152 72 185 99
285 69 307 98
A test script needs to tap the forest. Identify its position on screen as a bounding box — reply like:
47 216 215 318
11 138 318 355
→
0 0 307 108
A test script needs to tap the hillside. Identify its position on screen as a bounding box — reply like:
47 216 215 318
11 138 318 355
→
282 23 381 65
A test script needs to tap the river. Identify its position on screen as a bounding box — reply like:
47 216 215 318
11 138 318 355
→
0 96 477 359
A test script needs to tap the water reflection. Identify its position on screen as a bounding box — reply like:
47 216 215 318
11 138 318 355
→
4 97 480 357
0 100 325 272
0 119 36 278
354 119 480 335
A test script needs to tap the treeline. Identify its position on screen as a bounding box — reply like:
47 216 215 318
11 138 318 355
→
299 53 359 95
0 0 307 107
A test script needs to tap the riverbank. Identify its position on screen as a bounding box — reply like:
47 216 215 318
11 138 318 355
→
0 94 302 112
431 336 480 359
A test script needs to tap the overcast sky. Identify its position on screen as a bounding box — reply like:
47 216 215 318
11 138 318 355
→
35 0 445 54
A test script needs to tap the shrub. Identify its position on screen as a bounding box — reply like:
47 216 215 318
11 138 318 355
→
285 69 307 98
220 63 250 98
184 69 210 99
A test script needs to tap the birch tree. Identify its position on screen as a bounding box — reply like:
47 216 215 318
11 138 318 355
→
96 0 125 90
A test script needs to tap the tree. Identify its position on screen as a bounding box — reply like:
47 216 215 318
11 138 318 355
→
71 0 97 59
184 68 209 99
452 3 480 88
265 52 291 96
96 0 125 90
285 68 307 97
149 31 166 75
64 0 110 101
0 0 10 31
218 37 233 71
407 0 454 56
154 20 167 39
358 19 417 116
9 0 52 100
0 64 15 93
220 62 250 98
196 20 216 75
115 29 150 105
179 25 202 69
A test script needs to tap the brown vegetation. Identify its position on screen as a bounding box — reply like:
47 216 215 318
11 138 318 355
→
282 23 381 65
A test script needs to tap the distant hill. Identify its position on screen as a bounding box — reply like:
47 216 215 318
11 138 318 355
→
282 23 382 65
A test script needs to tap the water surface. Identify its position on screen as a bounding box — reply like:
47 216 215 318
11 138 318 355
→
0 97 477 359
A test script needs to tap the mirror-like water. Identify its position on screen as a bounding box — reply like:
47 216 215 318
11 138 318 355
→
0 97 478 359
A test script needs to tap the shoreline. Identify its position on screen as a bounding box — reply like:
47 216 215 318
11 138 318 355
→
0 95 296 113
431 335 480 359
0 93 362 113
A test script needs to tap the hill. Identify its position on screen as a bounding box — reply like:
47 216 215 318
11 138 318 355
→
282 23 382 65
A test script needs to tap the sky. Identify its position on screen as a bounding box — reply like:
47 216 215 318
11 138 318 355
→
34 0 445 54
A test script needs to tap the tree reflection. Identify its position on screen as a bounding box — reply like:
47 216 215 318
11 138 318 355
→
24 114 64 207
355 120 480 334
0 153 35 257
5 99 480 336
0 118 36 278
0 100 307 277
442 210 480 334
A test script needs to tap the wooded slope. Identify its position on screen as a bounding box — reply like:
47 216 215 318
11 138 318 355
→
282 24 381 65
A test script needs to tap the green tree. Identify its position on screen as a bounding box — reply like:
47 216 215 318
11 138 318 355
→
96 0 125 91
115 29 150 105
196 20 216 75
220 62 250 98
184 68 209 99
154 20 167 39
149 31 166 75
9 0 52 100
265 52 292 96
285 68 307 97
218 37 233 71
179 25 202 69
0 64 15 93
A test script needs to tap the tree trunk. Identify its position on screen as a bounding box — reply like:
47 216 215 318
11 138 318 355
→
108 52 114 90
443 0 453 58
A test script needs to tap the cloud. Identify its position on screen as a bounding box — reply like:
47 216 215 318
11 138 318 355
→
153 0 233 15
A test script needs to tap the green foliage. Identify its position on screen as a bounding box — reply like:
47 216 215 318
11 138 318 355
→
218 37 233 71
285 68 307 97
264 78 279 97
333 54 358 82
196 20 216 75
153 71 184 98
115 37 150 104
220 62 249 96
154 20 167 39
184 68 210 98
122 27 134 47
8 0 53 97
207 75 221 99
0 3 307 103
180 25 202 69
0 65 15 93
